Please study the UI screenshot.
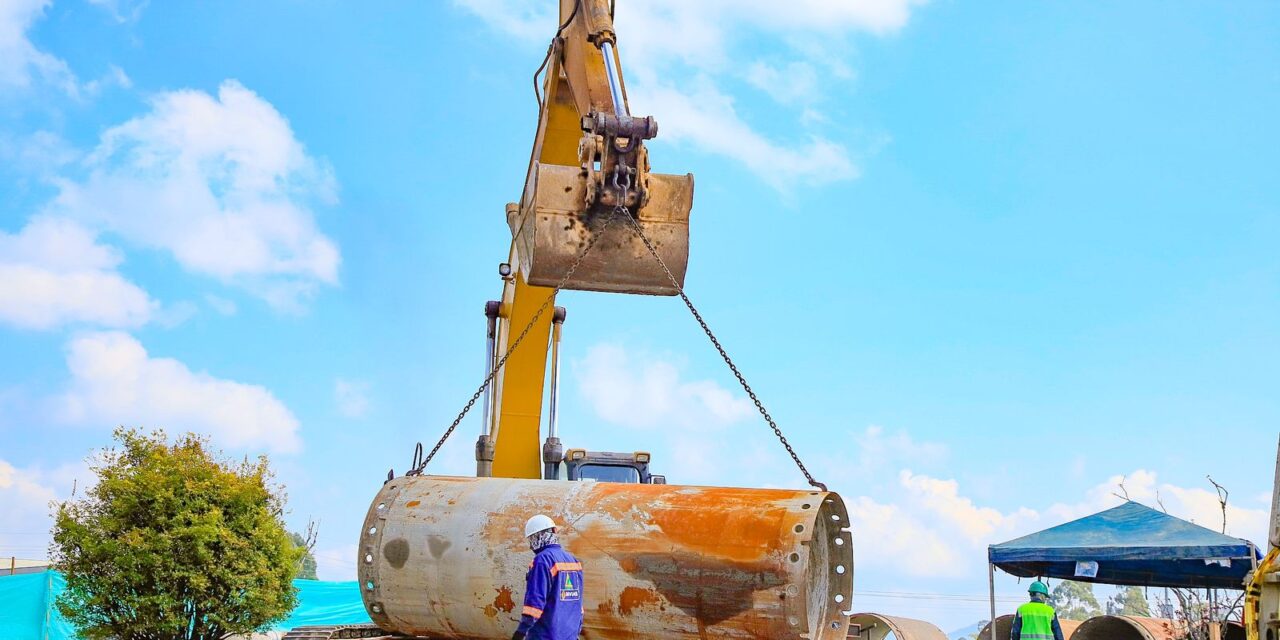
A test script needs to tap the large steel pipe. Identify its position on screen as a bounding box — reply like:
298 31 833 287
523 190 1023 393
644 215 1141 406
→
978 614 1013 640
980 615 1082 640
848 613 946 640
1073 616 1184 640
359 476 854 640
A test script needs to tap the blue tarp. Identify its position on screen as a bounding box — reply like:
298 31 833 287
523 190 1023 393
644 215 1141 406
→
0 571 371 640
988 501 1260 589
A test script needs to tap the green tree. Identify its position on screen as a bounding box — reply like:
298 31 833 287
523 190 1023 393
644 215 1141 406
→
290 531 318 580
1107 586 1151 616
52 428 302 640
1049 580 1103 620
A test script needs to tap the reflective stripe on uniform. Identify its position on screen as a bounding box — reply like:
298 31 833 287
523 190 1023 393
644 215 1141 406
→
523 606 544 619
550 562 583 576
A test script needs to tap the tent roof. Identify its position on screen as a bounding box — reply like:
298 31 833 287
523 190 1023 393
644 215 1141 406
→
988 501 1260 589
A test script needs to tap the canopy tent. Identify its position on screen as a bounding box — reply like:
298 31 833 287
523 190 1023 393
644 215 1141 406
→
988 501 1260 590
983 501 1261 640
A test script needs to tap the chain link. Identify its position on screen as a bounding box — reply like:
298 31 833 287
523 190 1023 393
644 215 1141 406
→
409 206 625 474
619 214 828 492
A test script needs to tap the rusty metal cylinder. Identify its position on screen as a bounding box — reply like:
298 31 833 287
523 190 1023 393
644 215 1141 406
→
1073 616 1183 640
358 476 854 640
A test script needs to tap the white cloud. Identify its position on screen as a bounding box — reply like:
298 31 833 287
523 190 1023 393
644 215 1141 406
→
0 458 90 561
837 460 1271 583
313 543 358 581
86 0 148 24
637 81 858 189
846 494 965 576
49 80 341 310
575 343 753 429
0 216 157 330
744 61 820 106
456 0 925 188
1046 469 1269 546
58 331 301 453
852 425 948 474
0 0 77 95
203 294 237 316
0 130 77 177
899 469 1038 545
334 378 370 419
81 64 132 97
837 466 1036 579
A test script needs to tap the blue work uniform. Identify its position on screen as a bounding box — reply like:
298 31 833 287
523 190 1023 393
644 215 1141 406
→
516 544 584 640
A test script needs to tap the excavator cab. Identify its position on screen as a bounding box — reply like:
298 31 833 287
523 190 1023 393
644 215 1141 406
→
548 448 666 484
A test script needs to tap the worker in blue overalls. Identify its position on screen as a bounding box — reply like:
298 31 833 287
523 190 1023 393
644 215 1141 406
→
513 514 584 640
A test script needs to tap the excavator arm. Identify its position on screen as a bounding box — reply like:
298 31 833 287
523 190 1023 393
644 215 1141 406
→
477 0 694 479
346 9 853 640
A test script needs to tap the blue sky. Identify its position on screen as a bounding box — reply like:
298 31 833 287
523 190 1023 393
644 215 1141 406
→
1 0 1277 630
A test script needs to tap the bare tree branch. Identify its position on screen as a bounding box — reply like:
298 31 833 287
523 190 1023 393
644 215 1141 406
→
1207 475 1229 534
1113 475 1131 502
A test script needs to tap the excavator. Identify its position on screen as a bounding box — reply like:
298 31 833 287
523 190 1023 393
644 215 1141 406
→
1245 439 1280 640
285 2 853 639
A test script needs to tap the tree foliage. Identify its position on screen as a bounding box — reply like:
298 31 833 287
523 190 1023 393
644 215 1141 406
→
1049 580 1103 620
289 531 318 580
1107 586 1152 616
51 428 302 640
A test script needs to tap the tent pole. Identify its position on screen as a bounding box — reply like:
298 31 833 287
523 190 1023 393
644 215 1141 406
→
989 562 997 640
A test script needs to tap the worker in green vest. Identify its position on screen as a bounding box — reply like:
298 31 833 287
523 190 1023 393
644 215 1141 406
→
1011 581 1065 640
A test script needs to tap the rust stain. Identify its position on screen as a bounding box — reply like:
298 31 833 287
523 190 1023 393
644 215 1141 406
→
405 500 421 507
484 604 499 619
617 551 784 626
597 600 614 615
493 586 516 613
618 586 660 616
579 485 798 563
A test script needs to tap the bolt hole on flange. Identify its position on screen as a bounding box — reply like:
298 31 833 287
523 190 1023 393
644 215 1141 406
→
801 503 811 509
794 524 804 533
835 565 846 575
834 594 844 603
364 553 374 564
368 526 377 535
789 552 801 562
834 537 844 546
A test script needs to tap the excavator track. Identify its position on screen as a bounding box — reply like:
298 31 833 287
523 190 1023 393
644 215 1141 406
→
281 624 394 639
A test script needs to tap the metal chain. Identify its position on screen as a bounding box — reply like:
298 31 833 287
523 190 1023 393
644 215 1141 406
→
409 205 625 474
620 214 829 492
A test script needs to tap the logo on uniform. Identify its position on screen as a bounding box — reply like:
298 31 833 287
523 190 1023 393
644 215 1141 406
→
560 574 581 601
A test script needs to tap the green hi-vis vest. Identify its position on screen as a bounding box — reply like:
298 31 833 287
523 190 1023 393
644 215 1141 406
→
1015 601 1057 640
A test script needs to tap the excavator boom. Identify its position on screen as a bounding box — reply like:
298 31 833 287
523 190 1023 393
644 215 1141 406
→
342 6 852 640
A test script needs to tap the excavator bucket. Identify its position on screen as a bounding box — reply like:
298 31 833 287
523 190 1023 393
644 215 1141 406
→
510 162 694 296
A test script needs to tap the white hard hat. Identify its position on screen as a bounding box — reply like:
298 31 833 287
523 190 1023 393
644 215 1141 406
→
524 514 557 538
